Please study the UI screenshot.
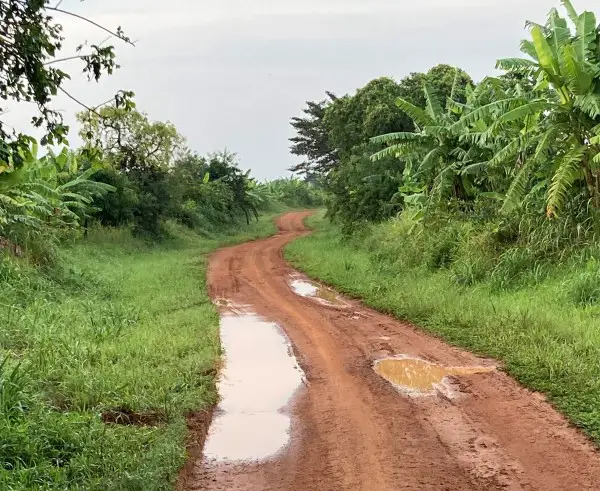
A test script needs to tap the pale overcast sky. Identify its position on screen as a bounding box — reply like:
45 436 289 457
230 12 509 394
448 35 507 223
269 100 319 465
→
6 0 598 179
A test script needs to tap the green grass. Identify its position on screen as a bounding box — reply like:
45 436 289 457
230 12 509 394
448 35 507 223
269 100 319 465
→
285 211 600 444
0 215 279 490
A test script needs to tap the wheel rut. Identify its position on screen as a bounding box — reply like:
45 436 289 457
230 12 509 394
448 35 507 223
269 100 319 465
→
180 211 600 491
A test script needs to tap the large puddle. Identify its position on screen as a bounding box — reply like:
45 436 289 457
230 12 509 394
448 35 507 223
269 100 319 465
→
374 357 495 395
289 276 345 307
203 312 304 463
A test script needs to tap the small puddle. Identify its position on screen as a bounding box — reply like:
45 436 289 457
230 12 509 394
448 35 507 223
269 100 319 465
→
289 276 344 307
374 357 495 395
203 312 304 463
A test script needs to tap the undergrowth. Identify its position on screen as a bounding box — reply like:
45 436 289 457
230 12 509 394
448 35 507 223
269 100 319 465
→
0 215 279 490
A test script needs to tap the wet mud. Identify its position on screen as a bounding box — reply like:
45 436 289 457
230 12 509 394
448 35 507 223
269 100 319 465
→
179 211 600 491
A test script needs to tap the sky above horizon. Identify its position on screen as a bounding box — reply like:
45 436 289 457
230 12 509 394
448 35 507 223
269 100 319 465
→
6 0 599 179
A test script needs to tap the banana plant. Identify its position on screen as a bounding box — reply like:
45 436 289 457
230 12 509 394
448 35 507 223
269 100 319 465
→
370 72 502 206
484 0 600 217
0 142 114 240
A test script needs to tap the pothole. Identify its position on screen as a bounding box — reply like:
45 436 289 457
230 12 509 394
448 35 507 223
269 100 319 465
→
289 276 345 307
374 356 495 396
203 311 304 463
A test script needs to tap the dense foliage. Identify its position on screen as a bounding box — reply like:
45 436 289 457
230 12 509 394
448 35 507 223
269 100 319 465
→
290 0 600 260
0 4 323 489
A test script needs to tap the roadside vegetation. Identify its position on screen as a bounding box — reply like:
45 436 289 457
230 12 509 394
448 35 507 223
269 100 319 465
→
287 1 600 443
0 2 321 489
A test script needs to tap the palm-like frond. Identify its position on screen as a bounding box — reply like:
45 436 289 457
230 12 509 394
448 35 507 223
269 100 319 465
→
449 68 462 104
450 98 525 133
370 132 424 145
532 126 560 162
574 93 600 118
416 147 444 175
501 158 537 213
487 100 552 135
371 144 410 162
520 40 540 61
486 138 523 168
547 144 586 217
461 161 490 175
495 58 538 73
559 44 594 94
560 0 579 25
423 84 443 120
531 25 560 76
547 9 571 56
576 11 597 60
395 98 435 127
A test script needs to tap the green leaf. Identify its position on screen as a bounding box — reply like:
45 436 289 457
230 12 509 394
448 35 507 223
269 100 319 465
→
532 126 560 162
423 83 443 120
488 100 552 134
501 158 536 213
547 143 586 217
547 9 571 56
417 147 444 175
370 132 424 145
560 0 579 25
450 98 525 133
576 11 597 60
495 58 537 73
461 161 489 175
487 138 522 168
370 144 409 162
520 40 540 61
531 26 560 76
481 192 505 201
395 98 434 127
574 93 600 118
559 44 593 94
449 68 461 105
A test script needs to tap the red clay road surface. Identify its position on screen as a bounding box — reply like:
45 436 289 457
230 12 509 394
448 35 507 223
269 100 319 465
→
181 211 600 490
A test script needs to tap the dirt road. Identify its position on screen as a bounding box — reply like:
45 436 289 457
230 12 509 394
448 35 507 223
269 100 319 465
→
182 211 600 490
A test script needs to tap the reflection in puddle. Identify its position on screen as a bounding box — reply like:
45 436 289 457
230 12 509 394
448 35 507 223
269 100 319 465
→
203 313 304 463
290 277 344 306
374 357 495 394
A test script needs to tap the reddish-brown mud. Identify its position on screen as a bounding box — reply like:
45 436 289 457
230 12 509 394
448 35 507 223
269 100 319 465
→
181 211 600 491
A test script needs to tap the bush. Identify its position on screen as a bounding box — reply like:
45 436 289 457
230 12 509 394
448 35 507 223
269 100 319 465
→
569 260 600 306
90 168 138 228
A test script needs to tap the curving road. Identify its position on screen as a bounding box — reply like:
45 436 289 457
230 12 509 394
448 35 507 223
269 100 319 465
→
183 211 600 491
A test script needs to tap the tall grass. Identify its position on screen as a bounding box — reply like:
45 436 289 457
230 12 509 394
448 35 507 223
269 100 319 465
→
0 215 279 490
286 211 600 443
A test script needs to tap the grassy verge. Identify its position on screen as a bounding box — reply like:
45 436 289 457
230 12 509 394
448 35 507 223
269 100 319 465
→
285 211 600 444
0 215 279 490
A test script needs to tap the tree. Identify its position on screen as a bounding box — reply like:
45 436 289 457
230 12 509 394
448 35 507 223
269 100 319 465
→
470 0 600 217
78 107 185 172
0 144 113 243
77 107 184 235
394 65 473 111
0 0 134 157
324 78 410 161
371 70 483 205
289 92 338 177
206 151 259 224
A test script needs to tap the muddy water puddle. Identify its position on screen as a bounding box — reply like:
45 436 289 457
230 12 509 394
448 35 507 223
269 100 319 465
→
374 356 495 395
203 312 304 463
289 276 345 307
